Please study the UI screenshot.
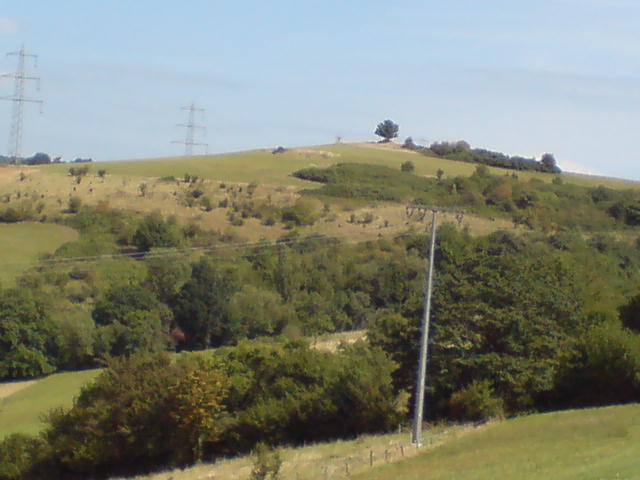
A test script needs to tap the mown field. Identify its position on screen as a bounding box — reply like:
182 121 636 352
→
356 404 640 480
0 369 100 437
0 222 78 286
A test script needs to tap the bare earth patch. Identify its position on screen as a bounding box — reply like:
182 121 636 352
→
0 379 37 400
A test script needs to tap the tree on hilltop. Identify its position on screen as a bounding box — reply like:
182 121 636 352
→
375 119 399 143
541 153 561 173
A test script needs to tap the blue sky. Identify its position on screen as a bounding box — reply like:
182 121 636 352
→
1 1 639 178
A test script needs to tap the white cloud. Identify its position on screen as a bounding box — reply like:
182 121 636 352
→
0 17 19 35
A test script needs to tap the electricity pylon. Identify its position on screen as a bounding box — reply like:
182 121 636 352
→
172 102 208 156
407 204 464 446
1 45 43 163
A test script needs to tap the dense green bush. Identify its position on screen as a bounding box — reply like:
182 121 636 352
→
448 381 504 421
0 289 58 380
0 434 43 480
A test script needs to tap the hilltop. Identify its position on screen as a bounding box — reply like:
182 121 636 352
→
3 142 640 479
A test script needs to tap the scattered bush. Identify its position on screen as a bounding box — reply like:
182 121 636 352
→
67 196 82 214
448 381 504 421
400 160 415 173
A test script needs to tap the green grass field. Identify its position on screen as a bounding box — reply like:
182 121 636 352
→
0 369 100 438
0 222 78 286
38 143 639 189
356 404 640 480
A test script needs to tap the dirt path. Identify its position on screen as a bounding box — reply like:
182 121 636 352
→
0 379 37 399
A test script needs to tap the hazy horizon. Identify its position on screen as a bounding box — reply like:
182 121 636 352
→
2 1 640 179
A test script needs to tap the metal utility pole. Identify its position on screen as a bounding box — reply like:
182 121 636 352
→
1 45 43 163
172 102 208 156
407 205 464 446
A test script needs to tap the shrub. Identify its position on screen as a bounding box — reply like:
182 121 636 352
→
280 199 318 226
201 196 213 211
250 443 282 480
448 381 504 421
0 434 42 480
67 196 82 214
400 160 415 173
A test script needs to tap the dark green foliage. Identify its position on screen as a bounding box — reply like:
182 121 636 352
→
67 165 90 177
66 204 137 244
402 137 416 149
400 160 415 172
0 289 58 380
620 294 640 332
0 434 43 480
250 443 282 480
448 381 504 421
143 257 191 303
67 196 82 213
37 353 228 478
215 340 400 451
427 141 560 173
294 163 436 202
92 285 171 358
0 202 35 223
294 162 635 231
370 227 595 416
279 199 318 226
132 212 182 251
374 119 399 142
12 343 399 478
54 232 119 258
547 322 640 408
171 259 241 349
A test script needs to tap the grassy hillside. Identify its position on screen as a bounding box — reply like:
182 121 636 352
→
107 404 640 480
0 369 100 437
37 143 640 189
0 222 78 286
120 423 473 480
356 404 640 480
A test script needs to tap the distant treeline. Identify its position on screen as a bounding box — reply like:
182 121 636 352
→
402 137 561 173
0 153 91 165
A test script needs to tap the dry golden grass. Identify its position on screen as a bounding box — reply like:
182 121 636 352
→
119 423 481 480
0 379 37 400
312 330 367 352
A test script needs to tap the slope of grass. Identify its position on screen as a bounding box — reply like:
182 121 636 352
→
356 404 640 480
37 143 639 189
0 222 78 286
120 423 473 480
0 369 100 438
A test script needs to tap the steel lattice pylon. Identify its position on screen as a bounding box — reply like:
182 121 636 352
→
1 45 42 163
172 102 208 156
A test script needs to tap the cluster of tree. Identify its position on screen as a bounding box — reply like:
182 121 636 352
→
4 202 640 475
4 223 640 477
369 226 640 419
402 137 560 173
294 162 640 231
0 342 400 479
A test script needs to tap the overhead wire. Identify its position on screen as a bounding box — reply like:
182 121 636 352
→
3 227 424 271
